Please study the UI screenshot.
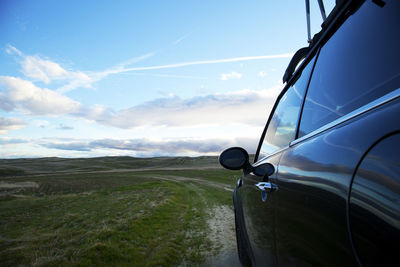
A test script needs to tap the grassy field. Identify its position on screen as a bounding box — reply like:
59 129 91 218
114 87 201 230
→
0 157 241 266
0 156 222 176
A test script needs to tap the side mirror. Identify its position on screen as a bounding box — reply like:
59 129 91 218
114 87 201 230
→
219 147 275 179
219 147 249 170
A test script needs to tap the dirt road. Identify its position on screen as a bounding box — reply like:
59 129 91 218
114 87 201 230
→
145 174 241 266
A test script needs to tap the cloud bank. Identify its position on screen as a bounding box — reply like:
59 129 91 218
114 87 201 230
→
102 89 277 128
0 76 81 115
0 45 286 156
7 44 291 93
6 45 92 93
0 74 278 128
39 136 259 155
0 116 26 134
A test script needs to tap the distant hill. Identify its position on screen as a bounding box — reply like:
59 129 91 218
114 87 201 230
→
0 156 223 176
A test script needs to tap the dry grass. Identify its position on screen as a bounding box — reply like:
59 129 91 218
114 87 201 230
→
0 159 241 266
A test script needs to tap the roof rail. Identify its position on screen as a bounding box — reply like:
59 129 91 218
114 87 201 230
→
305 0 328 43
282 47 310 83
283 0 355 83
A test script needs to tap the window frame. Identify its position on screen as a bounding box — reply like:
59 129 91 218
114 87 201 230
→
297 1 400 139
254 0 359 163
254 50 319 162
254 1 395 163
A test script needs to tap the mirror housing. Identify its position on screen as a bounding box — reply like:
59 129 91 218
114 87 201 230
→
219 147 275 179
219 147 249 170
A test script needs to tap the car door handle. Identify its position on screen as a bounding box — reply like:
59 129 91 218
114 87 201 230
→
255 182 278 192
255 182 278 202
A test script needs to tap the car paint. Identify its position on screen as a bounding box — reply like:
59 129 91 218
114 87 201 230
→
229 1 400 266
349 132 400 266
234 95 400 266
239 153 281 266
275 96 400 266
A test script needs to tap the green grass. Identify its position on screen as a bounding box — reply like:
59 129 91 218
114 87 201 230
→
0 165 240 266
0 168 25 176
137 169 241 184
0 156 223 176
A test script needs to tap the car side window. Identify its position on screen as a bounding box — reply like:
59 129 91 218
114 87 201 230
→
298 1 400 137
258 55 316 159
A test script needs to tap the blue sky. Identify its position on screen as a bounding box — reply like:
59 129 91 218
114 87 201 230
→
0 0 334 158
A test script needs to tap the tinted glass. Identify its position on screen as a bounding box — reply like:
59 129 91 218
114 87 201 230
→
259 56 315 159
299 1 400 137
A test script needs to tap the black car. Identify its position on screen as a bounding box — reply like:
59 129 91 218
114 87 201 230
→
219 0 400 266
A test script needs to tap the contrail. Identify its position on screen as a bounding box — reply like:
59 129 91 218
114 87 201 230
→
103 53 294 75
172 32 193 45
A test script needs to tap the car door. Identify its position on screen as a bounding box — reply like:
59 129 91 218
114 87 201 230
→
272 1 400 266
238 53 317 266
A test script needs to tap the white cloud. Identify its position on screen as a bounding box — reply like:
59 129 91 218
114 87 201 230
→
0 116 26 134
22 56 69 84
258 71 267 78
0 74 281 131
21 56 93 93
0 92 15 111
56 72 93 93
2 45 285 132
91 87 280 129
39 136 259 155
6 44 92 93
6 44 291 94
221 71 242 80
0 133 261 157
5 44 22 56
79 104 111 121
0 76 81 115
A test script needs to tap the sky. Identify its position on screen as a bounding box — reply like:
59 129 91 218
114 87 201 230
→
0 0 334 158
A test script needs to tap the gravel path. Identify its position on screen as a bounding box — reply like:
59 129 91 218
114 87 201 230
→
146 174 241 266
203 205 241 266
